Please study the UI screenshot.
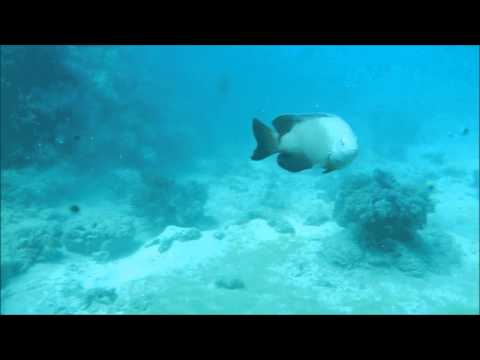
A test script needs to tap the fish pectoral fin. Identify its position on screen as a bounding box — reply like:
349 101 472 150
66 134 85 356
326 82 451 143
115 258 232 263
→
272 115 302 137
322 153 336 174
277 152 313 173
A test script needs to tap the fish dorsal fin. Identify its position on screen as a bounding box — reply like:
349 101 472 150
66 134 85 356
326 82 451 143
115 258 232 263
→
272 115 303 137
315 112 334 117
273 113 333 137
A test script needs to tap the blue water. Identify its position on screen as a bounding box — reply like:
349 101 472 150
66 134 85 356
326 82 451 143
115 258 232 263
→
1 45 478 314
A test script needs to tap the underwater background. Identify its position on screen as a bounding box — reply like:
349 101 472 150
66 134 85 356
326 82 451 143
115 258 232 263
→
0 45 478 314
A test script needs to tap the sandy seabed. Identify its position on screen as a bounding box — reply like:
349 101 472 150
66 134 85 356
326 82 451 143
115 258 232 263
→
1 146 478 315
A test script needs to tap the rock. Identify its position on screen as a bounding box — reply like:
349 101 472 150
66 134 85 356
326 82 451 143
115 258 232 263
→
333 169 434 243
83 287 118 308
62 229 98 255
315 279 336 288
364 251 396 268
92 250 110 263
304 212 330 226
130 176 209 229
414 229 462 275
60 280 84 298
394 251 427 277
175 228 202 242
144 238 159 248
156 226 202 253
62 217 137 259
37 247 63 262
214 231 225 240
158 240 173 253
215 278 246 290
16 238 43 266
318 230 364 269
267 218 295 235
235 210 266 225
3 223 65 272
0 259 23 288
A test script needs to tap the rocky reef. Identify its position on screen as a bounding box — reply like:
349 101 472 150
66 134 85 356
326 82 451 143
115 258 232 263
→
215 278 246 290
130 171 210 231
0 219 65 288
333 169 435 245
144 225 202 253
83 287 118 309
330 169 463 277
61 215 138 261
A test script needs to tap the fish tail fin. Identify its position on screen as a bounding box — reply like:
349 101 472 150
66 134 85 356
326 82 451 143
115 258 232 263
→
251 118 279 160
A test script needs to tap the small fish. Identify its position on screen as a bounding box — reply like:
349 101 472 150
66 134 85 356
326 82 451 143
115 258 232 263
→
55 136 65 145
69 205 80 213
217 75 231 96
424 181 436 193
449 127 470 139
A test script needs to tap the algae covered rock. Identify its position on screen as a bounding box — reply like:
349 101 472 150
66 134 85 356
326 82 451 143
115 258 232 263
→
333 169 435 243
130 172 209 229
0 221 65 288
267 218 296 235
155 226 202 253
393 249 428 277
304 212 330 226
62 216 137 260
317 230 364 269
0 259 23 288
213 230 226 240
215 278 246 290
83 287 118 309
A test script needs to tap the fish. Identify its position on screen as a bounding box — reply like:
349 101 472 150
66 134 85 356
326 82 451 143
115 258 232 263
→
69 205 80 213
217 75 230 96
250 113 358 173
448 127 470 139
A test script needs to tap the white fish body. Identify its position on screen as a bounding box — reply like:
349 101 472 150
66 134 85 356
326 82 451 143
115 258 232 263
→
279 114 358 170
251 113 358 173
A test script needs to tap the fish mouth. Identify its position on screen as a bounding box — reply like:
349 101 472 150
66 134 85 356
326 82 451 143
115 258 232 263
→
335 148 358 167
